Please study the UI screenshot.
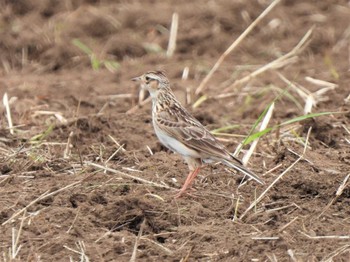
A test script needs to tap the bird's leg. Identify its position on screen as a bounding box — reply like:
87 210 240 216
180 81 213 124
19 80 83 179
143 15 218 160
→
187 167 201 188
175 167 201 198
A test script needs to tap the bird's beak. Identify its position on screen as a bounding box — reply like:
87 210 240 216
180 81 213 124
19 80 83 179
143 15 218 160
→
131 76 142 82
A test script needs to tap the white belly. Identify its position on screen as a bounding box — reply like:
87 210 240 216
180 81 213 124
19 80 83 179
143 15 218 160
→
153 120 200 158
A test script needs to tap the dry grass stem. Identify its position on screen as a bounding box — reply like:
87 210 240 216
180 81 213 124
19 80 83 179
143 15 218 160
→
138 88 147 105
9 211 26 259
166 12 179 57
3 93 14 135
251 236 279 240
332 24 350 53
321 244 350 262
242 102 274 166
66 208 80 234
278 72 338 114
319 173 350 217
182 67 189 80
305 76 338 88
21 47 29 67
181 246 194 262
240 127 312 220
94 222 131 243
195 0 281 95
64 131 74 159
335 173 350 196
121 167 142 173
192 95 208 109
287 249 298 262
130 219 146 262
278 216 298 232
105 144 125 165
342 124 350 135
287 148 312 163
97 101 110 115
145 193 165 201
86 161 172 189
33 110 68 124
299 231 350 239
97 94 134 99
262 163 283 176
277 72 313 113
345 93 350 104
266 203 300 213
266 253 278 262
223 27 313 94
108 135 126 152
2 58 11 73
127 96 151 114
63 241 90 262
141 237 174 255
232 195 241 221
146 145 154 155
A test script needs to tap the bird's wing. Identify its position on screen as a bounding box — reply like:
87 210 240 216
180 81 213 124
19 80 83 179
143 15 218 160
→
156 105 264 184
155 103 242 164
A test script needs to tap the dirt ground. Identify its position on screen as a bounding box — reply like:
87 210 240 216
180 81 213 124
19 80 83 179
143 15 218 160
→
1 0 350 261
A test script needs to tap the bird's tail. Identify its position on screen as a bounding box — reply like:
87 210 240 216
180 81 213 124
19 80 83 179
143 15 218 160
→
222 159 264 185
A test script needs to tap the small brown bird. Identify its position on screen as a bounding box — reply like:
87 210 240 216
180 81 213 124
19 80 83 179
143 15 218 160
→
132 71 263 197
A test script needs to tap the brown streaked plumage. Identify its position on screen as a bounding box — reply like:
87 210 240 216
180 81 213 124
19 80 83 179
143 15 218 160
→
132 71 264 197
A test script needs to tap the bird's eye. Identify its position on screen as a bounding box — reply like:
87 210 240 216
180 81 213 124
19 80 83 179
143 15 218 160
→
145 76 150 81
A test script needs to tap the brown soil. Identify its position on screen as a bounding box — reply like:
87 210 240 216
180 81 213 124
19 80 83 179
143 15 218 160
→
1 0 350 261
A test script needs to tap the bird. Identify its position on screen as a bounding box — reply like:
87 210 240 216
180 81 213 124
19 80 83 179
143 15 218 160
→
132 70 264 198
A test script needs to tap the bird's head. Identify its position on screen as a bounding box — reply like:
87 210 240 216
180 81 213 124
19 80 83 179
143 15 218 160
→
132 71 170 97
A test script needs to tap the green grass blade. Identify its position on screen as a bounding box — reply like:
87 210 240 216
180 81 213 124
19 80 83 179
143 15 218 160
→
238 101 274 152
237 89 290 151
91 55 101 70
243 111 336 145
30 124 55 143
103 60 120 71
72 39 93 55
211 124 240 134
280 111 335 126
192 95 208 109
243 127 273 145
